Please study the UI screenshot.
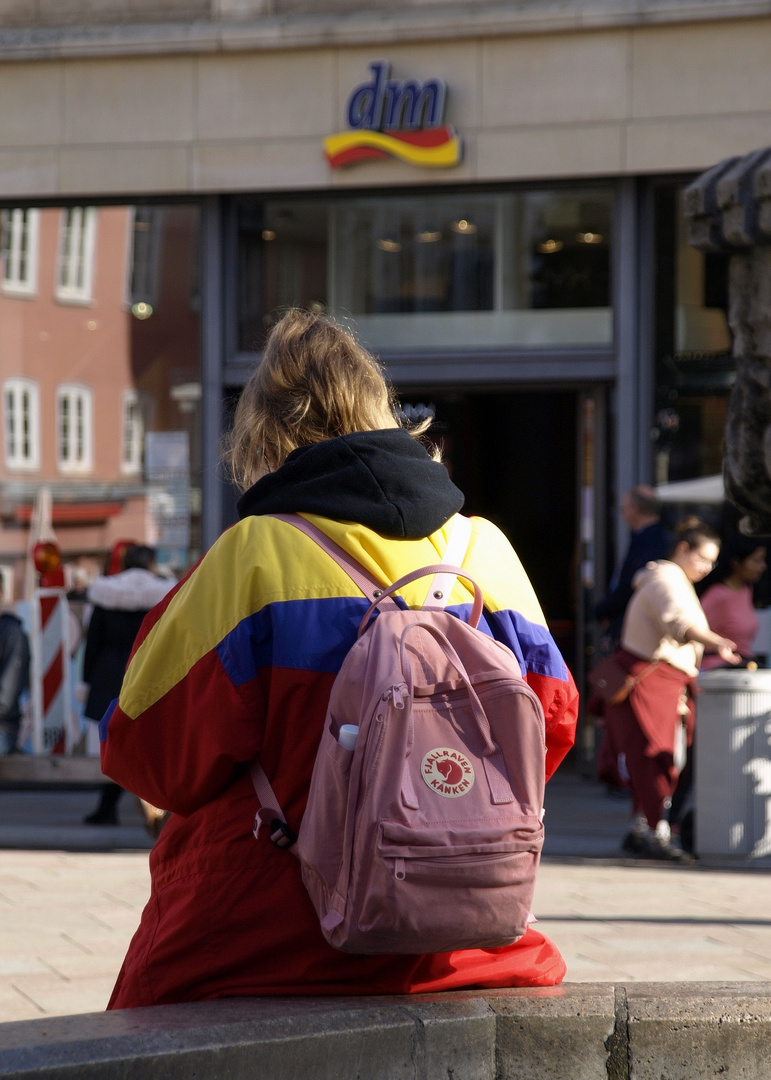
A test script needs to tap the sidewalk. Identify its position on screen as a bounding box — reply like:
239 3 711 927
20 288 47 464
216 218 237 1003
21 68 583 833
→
0 768 770 1024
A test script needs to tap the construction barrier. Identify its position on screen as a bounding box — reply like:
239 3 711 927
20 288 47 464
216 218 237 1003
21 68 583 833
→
27 588 77 755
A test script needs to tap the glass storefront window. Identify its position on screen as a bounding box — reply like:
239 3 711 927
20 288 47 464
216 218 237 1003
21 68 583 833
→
237 186 613 354
652 183 732 491
0 203 201 599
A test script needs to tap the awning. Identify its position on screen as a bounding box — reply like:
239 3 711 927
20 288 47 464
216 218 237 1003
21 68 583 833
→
655 474 724 504
12 502 124 525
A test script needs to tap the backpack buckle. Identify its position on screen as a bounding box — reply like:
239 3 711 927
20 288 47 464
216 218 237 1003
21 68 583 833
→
269 817 298 849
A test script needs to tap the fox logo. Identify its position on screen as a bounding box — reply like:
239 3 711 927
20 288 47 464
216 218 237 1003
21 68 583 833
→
421 747 475 798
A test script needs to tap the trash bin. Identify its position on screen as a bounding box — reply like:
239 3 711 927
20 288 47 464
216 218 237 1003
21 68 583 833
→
695 668 771 858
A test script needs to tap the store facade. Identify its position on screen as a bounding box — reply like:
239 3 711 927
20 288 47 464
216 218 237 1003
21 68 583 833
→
0 0 767 750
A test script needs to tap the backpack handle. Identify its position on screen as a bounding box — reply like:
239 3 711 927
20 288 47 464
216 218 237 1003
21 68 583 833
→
358 565 484 636
399 620 516 806
399 620 494 755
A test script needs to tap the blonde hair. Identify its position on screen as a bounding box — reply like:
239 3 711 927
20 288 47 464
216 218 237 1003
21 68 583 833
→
222 309 431 491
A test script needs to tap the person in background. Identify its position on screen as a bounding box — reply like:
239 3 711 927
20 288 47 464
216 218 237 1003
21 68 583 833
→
82 545 176 825
699 536 767 670
595 485 671 645
98 307 578 1009
0 580 30 755
592 485 671 792
606 517 741 860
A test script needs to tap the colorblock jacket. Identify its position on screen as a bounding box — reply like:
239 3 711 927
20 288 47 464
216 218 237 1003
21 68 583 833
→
101 429 578 1008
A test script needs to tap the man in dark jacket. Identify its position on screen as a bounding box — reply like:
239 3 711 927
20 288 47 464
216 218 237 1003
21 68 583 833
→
595 485 671 645
0 587 30 755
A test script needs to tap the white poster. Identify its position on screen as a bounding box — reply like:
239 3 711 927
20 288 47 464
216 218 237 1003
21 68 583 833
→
145 431 191 550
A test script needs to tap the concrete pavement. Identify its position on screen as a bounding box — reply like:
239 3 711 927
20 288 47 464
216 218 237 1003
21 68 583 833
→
0 768 769 1025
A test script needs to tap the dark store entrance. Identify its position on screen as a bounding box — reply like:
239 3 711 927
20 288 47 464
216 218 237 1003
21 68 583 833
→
413 388 580 673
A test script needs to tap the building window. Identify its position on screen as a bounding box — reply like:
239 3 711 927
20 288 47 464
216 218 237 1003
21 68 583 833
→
1 208 39 297
3 378 40 470
237 187 613 354
121 390 145 475
652 182 733 490
56 207 97 304
57 384 92 472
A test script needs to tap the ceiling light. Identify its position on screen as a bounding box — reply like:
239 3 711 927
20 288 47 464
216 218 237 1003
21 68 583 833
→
416 230 442 243
376 238 402 253
576 231 604 244
262 229 277 241
450 219 477 235
537 239 563 254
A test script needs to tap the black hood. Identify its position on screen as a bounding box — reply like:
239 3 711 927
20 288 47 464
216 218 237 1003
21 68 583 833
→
236 429 464 539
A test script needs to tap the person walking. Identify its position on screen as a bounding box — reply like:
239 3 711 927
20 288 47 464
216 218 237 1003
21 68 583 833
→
0 582 30 755
606 517 740 860
99 307 579 1009
82 545 175 825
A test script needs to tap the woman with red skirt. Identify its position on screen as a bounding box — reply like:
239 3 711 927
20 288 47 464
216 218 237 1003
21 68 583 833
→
606 517 740 860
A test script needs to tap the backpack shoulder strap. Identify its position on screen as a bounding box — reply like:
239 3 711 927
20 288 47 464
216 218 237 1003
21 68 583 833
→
423 514 473 610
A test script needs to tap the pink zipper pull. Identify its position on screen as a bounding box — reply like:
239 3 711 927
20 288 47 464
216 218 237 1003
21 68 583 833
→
390 683 408 708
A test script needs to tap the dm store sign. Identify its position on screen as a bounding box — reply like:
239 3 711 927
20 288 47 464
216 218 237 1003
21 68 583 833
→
324 61 462 170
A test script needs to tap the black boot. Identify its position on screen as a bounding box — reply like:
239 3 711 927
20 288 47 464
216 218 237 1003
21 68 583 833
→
83 783 122 825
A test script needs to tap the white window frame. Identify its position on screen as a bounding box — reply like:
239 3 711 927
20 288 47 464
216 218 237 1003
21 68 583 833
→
3 378 40 471
1 208 39 297
121 389 145 475
57 383 93 473
55 207 97 304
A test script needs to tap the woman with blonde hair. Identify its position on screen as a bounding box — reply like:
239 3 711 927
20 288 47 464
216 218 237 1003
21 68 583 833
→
100 308 578 1008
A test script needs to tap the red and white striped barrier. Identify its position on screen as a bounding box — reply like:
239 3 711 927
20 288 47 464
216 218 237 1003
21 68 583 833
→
29 588 76 755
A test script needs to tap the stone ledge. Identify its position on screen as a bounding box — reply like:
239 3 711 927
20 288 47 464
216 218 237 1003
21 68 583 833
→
0 983 770 1080
0 0 770 61
0 755 106 785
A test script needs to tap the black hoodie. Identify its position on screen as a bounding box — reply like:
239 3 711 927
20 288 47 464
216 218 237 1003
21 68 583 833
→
236 429 464 540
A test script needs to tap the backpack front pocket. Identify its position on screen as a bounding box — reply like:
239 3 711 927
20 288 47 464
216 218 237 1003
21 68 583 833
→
351 818 542 953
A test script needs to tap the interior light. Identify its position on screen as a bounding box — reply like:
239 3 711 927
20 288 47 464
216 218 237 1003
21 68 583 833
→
450 219 477 235
262 229 277 241
131 301 153 319
376 238 402 253
537 239 564 254
416 230 442 243
576 231 604 244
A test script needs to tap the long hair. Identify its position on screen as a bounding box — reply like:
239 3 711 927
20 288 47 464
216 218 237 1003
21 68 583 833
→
222 309 431 492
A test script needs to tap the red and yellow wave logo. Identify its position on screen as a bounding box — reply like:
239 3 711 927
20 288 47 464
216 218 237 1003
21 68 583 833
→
325 125 461 170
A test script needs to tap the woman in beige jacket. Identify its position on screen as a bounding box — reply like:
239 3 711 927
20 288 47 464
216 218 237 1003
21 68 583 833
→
608 517 740 859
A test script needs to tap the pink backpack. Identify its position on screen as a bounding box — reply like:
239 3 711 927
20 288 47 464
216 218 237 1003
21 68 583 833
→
252 513 546 955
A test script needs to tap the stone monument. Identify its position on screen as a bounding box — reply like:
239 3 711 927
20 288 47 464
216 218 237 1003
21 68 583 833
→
685 146 771 535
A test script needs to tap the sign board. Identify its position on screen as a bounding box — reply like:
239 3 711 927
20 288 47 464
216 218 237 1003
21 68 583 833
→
324 61 462 170
145 431 191 563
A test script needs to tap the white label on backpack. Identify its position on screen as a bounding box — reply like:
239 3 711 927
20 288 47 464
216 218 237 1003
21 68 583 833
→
421 747 475 798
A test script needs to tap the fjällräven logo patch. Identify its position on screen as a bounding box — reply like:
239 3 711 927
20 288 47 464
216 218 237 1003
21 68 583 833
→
421 747 475 798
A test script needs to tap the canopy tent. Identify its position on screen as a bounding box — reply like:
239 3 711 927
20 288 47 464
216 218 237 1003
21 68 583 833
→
655 474 724 504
